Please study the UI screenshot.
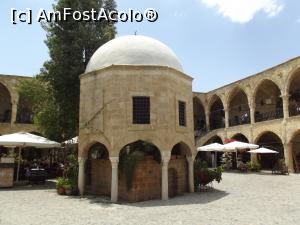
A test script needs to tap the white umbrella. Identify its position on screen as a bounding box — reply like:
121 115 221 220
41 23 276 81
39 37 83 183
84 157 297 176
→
63 136 78 145
223 141 259 151
248 147 279 154
197 143 224 168
0 132 61 181
223 141 259 168
197 143 224 152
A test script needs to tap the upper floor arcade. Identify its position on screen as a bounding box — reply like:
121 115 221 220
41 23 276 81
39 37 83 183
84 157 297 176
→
193 56 300 138
0 74 35 133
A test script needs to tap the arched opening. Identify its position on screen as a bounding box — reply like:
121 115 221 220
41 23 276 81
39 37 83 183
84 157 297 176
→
288 69 300 117
118 140 161 202
0 82 12 123
196 136 223 167
169 142 190 197
209 96 225 130
85 142 111 196
256 132 284 169
193 97 206 138
231 133 250 163
255 80 283 122
228 88 250 126
17 94 34 124
291 131 300 173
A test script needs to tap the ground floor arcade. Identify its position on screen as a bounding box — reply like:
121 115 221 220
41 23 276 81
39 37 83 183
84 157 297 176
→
77 140 195 202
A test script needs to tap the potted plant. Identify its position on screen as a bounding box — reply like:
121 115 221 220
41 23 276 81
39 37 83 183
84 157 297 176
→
56 177 66 195
64 183 72 195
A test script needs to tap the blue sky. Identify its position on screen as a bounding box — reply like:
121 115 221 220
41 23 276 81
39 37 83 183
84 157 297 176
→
0 0 299 92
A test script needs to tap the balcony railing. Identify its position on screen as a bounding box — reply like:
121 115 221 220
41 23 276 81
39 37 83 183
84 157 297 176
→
16 112 34 124
289 105 300 117
229 113 250 127
210 120 225 130
194 127 207 138
255 109 283 122
0 111 11 123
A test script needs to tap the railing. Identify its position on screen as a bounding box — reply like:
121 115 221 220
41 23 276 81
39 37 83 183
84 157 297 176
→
210 120 225 130
16 112 34 124
194 127 208 138
0 112 11 123
229 113 250 127
255 109 283 122
289 105 300 117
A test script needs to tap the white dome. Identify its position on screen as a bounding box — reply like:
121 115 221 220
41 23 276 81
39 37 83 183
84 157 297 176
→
85 35 183 73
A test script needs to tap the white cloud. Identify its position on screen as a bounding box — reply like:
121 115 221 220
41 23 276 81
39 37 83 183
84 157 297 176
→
201 0 284 23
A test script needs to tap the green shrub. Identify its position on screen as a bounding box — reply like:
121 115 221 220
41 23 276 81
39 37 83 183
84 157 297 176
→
246 162 261 172
194 160 223 188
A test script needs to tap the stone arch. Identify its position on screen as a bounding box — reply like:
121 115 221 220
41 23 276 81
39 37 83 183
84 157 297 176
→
231 133 250 163
193 96 206 136
255 131 284 169
286 67 300 117
113 134 165 157
79 135 111 158
289 130 300 172
197 135 223 167
0 82 12 123
254 79 283 122
231 133 249 143
285 67 300 95
227 87 250 126
84 142 111 196
209 95 225 130
118 140 162 202
168 141 191 197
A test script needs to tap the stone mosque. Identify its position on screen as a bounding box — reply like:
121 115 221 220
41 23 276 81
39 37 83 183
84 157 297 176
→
1 35 300 202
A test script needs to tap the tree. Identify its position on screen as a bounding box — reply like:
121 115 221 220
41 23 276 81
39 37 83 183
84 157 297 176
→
40 0 117 141
17 77 61 141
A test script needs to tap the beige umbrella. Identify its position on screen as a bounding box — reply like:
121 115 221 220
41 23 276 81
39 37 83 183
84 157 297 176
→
0 132 61 181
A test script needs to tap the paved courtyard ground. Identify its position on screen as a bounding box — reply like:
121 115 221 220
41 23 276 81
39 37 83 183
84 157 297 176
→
0 172 299 225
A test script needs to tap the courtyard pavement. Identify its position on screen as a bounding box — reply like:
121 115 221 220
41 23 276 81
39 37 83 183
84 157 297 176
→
0 172 299 225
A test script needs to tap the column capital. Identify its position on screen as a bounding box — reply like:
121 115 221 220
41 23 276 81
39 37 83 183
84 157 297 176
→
161 151 171 164
186 154 196 163
281 94 290 101
109 157 119 165
78 156 87 164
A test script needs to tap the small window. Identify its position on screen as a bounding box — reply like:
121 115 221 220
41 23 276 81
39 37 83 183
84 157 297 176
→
132 96 150 124
178 101 186 126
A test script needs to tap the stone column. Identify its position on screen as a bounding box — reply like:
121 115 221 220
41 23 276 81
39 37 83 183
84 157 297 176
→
284 143 294 173
205 112 210 131
186 155 195 193
282 95 289 119
78 156 87 196
11 101 17 125
161 152 170 200
249 99 255 124
110 157 119 202
224 107 229 128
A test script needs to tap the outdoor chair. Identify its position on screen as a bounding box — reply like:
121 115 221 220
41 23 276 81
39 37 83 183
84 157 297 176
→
272 160 289 175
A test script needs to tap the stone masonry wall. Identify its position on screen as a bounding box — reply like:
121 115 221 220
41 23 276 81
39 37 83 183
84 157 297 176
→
118 157 161 202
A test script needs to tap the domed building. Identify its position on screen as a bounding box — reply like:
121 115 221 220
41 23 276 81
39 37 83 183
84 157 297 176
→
78 35 195 202
77 34 300 203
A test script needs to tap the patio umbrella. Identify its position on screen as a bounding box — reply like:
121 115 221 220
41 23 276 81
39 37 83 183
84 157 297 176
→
248 147 279 154
0 132 61 181
223 141 259 151
197 143 224 152
223 141 259 167
63 136 78 145
197 143 224 168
